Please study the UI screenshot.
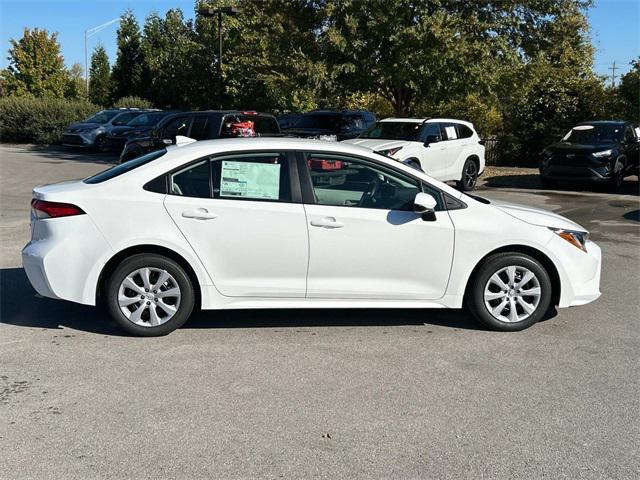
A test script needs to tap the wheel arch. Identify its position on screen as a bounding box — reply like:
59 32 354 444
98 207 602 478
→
463 244 561 307
96 244 202 308
460 154 480 180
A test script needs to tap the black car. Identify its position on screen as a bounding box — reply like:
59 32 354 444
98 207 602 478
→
281 110 376 141
105 111 176 153
540 121 640 190
120 110 281 163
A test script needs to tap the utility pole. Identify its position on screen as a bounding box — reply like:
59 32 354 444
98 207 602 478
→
609 61 617 89
84 18 120 93
197 6 241 109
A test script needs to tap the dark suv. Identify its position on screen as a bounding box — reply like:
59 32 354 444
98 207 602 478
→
281 110 376 141
120 111 281 163
540 121 640 190
105 111 176 153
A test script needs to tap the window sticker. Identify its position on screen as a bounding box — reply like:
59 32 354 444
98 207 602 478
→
220 160 281 200
445 126 457 139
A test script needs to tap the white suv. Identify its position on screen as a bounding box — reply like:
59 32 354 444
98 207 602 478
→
343 118 485 190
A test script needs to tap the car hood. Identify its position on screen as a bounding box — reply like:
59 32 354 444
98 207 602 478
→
547 141 618 153
67 122 101 131
490 199 586 231
343 138 412 152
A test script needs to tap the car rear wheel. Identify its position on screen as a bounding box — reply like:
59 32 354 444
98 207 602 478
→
457 158 479 191
467 253 552 331
106 254 195 336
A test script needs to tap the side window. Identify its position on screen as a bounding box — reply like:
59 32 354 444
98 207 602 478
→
420 123 441 142
212 152 290 202
169 160 210 198
189 116 209 140
162 116 191 141
304 153 421 211
254 116 280 134
624 126 636 142
456 124 474 139
113 112 140 125
440 123 459 141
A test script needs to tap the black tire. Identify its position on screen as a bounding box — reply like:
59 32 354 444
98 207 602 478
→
105 254 195 336
457 158 479 191
94 135 108 153
608 160 624 192
467 253 552 332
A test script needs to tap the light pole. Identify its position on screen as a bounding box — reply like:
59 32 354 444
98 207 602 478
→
197 6 241 108
84 18 120 93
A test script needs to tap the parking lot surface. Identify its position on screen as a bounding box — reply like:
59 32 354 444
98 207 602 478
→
1 144 639 479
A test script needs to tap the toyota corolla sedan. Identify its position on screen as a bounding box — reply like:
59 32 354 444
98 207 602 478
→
22 138 601 336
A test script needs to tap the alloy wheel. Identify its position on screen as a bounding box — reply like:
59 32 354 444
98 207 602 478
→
464 161 478 189
483 265 541 323
117 267 181 327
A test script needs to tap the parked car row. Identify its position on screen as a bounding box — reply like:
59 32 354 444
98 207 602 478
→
63 108 639 193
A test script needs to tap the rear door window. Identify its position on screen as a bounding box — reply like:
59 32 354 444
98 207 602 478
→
169 160 211 198
440 123 459 141
189 116 209 140
212 152 291 202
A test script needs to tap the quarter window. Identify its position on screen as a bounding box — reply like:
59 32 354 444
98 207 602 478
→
456 124 474 138
304 153 422 211
212 153 290 202
189 116 209 140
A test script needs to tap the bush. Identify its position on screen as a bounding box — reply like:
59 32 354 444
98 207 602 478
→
0 96 99 144
111 95 153 109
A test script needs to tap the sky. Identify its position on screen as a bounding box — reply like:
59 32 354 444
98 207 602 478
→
1 0 638 84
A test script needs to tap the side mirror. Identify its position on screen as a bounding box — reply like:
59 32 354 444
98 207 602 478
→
424 134 441 146
413 192 437 221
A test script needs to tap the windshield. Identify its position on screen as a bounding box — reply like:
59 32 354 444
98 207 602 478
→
359 121 422 141
84 149 167 184
294 114 344 130
83 110 119 124
128 112 167 127
562 124 624 144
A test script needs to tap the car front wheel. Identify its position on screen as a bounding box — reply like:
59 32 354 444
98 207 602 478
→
467 253 552 331
106 254 195 336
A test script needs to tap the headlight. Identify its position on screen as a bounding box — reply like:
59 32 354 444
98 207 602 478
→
376 146 403 157
549 227 588 252
592 149 613 158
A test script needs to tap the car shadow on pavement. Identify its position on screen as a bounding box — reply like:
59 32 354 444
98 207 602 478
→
2 144 118 165
482 174 639 195
0 267 484 335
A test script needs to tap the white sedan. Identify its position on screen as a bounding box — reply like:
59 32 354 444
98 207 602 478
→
22 138 601 336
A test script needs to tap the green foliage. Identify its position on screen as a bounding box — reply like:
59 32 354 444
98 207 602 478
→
1 28 69 98
89 46 111 106
0 96 98 144
64 63 86 100
616 59 640 123
111 96 153 109
111 10 144 100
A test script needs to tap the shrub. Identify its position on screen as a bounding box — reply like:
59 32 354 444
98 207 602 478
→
0 96 100 144
111 95 153 109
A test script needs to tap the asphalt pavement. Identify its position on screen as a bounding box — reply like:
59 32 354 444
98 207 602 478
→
1 144 638 479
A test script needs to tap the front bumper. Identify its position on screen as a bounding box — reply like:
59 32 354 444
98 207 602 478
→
540 162 612 182
62 133 95 147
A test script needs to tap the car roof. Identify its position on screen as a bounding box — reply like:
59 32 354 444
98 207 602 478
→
576 120 626 126
380 117 475 128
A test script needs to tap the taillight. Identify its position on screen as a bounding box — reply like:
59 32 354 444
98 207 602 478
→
31 199 85 219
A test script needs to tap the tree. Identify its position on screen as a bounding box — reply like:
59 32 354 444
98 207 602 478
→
65 62 86 99
111 10 144 100
89 45 111 105
616 59 640 123
1 27 68 97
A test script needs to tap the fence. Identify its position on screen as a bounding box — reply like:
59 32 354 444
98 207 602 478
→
483 137 499 166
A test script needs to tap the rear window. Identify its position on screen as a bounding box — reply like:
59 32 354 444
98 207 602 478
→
84 149 167 184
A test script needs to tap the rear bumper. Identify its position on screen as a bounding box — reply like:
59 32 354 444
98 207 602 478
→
22 215 112 306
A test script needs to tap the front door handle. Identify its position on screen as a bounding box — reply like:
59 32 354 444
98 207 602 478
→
182 208 217 220
310 217 344 229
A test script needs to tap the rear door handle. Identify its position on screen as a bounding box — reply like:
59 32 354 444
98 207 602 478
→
182 208 217 220
310 217 344 229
